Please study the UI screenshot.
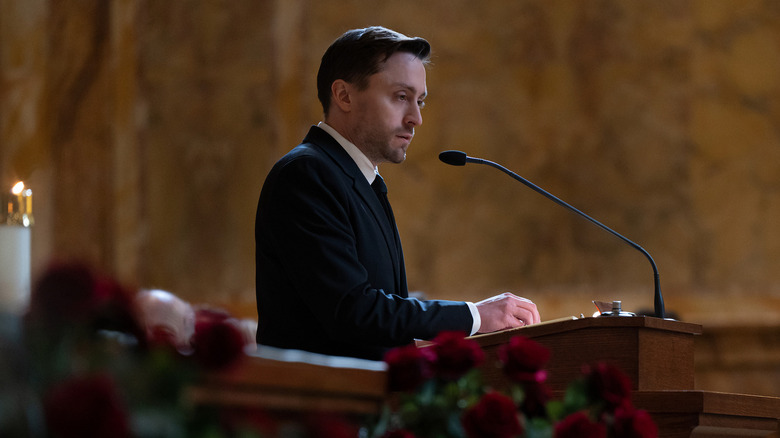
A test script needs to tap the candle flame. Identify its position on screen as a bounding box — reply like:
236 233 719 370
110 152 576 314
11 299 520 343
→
11 181 24 195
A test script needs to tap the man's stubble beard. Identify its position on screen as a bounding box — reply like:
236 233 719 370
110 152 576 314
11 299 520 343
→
358 128 409 166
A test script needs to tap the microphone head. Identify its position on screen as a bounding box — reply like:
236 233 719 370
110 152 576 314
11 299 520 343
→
439 150 468 166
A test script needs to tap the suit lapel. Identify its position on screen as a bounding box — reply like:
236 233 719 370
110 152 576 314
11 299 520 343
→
304 127 403 289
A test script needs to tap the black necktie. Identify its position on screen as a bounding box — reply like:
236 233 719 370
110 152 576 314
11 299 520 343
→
371 174 395 225
371 173 404 292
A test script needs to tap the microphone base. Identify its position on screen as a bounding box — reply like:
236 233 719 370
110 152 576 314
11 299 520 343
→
597 311 637 317
594 300 636 317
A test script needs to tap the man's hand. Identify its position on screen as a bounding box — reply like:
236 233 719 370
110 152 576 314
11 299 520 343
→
475 292 540 334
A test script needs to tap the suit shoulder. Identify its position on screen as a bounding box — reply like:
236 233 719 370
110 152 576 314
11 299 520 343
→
278 126 332 163
266 127 354 185
271 143 332 178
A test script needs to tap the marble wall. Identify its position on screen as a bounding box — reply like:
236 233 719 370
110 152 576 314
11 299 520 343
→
2 0 780 392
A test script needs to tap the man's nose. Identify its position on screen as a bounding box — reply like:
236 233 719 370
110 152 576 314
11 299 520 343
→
406 105 423 127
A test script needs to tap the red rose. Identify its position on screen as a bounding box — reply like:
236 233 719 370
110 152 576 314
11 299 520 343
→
192 310 246 370
554 411 606 438
462 392 523 438
583 362 633 411
430 331 484 380
194 307 232 330
498 336 550 384
91 275 145 341
519 380 552 419
26 262 143 341
305 413 360 438
384 343 435 392
44 374 131 438
613 406 658 438
28 262 99 325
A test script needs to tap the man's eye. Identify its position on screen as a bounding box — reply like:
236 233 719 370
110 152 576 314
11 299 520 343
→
398 94 407 101
418 100 426 109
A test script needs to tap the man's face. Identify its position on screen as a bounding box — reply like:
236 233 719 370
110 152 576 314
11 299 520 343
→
348 52 427 167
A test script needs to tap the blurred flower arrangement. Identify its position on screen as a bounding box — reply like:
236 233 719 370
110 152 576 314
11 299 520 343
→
1 261 658 438
372 331 658 438
1 261 293 437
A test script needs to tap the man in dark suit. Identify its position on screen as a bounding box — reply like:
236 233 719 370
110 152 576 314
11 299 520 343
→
255 26 540 361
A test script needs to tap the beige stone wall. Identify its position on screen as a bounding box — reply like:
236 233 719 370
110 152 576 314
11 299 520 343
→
2 0 780 393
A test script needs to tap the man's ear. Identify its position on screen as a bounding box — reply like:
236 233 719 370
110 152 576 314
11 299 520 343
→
331 79 353 113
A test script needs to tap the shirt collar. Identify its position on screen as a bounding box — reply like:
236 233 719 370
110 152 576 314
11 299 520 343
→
318 121 378 184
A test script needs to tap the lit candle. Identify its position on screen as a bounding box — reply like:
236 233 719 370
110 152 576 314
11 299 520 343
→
0 181 33 314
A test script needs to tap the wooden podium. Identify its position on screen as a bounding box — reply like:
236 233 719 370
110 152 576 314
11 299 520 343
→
190 318 780 437
471 316 780 438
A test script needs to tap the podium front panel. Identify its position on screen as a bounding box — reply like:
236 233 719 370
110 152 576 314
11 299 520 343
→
471 316 702 392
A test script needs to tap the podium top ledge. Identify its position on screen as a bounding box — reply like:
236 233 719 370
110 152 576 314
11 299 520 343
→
199 345 388 398
470 316 703 347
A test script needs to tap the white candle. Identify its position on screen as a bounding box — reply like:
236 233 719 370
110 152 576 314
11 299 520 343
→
0 225 31 313
0 182 33 314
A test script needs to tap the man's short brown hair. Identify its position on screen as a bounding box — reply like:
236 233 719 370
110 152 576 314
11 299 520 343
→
316 26 431 116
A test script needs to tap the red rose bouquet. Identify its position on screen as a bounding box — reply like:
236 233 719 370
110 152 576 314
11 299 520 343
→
377 331 486 437
547 361 657 438
375 332 658 438
13 261 256 438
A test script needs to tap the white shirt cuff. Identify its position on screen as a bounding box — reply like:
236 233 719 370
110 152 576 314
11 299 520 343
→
466 301 480 335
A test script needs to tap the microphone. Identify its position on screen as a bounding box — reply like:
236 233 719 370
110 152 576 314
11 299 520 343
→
439 150 666 319
439 150 469 166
